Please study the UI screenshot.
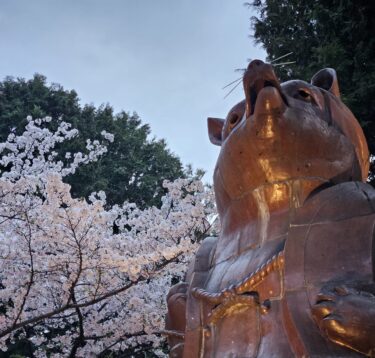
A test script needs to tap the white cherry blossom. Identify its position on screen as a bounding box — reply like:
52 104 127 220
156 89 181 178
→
0 117 216 357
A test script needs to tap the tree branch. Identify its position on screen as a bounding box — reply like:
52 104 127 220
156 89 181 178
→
0 252 182 339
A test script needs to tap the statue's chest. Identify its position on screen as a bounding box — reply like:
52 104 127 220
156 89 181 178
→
186 243 290 358
204 238 285 297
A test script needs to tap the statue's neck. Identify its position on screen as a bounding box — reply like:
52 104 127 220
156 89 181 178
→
216 178 327 246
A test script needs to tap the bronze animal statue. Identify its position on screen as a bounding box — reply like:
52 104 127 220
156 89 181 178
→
166 59 375 357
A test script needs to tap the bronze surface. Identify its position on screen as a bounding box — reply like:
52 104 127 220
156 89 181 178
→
166 60 374 357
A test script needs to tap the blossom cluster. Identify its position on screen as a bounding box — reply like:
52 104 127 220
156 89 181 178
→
0 117 216 357
0 116 110 182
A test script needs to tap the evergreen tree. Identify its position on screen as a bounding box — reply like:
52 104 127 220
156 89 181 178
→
249 0 375 181
0 74 184 207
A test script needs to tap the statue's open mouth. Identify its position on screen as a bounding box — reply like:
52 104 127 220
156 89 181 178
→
248 79 287 117
249 80 280 115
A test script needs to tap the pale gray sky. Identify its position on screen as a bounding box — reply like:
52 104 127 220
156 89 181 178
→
0 0 266 182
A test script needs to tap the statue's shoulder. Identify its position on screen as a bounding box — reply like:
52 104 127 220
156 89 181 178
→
191 236 217 272
285 181 375 296
295 181 375 225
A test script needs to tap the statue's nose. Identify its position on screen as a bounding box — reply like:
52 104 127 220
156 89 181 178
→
247 59 265 71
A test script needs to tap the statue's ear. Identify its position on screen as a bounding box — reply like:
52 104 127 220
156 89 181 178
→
207 117 224 146
311 68 340 98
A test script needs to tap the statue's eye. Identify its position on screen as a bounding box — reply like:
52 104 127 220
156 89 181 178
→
228 114 240 129
298 89 312 101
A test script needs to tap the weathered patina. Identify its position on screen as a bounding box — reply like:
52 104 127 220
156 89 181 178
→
166 59 375 357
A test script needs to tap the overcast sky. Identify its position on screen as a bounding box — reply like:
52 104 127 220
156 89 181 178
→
0 0 266 182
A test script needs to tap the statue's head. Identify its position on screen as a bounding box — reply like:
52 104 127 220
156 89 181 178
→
208 60 369 206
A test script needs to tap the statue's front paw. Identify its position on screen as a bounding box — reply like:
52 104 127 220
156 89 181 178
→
312 286 375 356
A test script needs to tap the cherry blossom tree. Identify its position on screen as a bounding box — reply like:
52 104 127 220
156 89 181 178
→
0 116 216 357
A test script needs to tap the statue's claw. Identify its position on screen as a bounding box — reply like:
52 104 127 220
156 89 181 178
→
312 285 375 356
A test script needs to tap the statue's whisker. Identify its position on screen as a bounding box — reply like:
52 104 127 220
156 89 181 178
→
222 76 243 90
224 79 242 99
270 52 293 63
273 61 296 67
